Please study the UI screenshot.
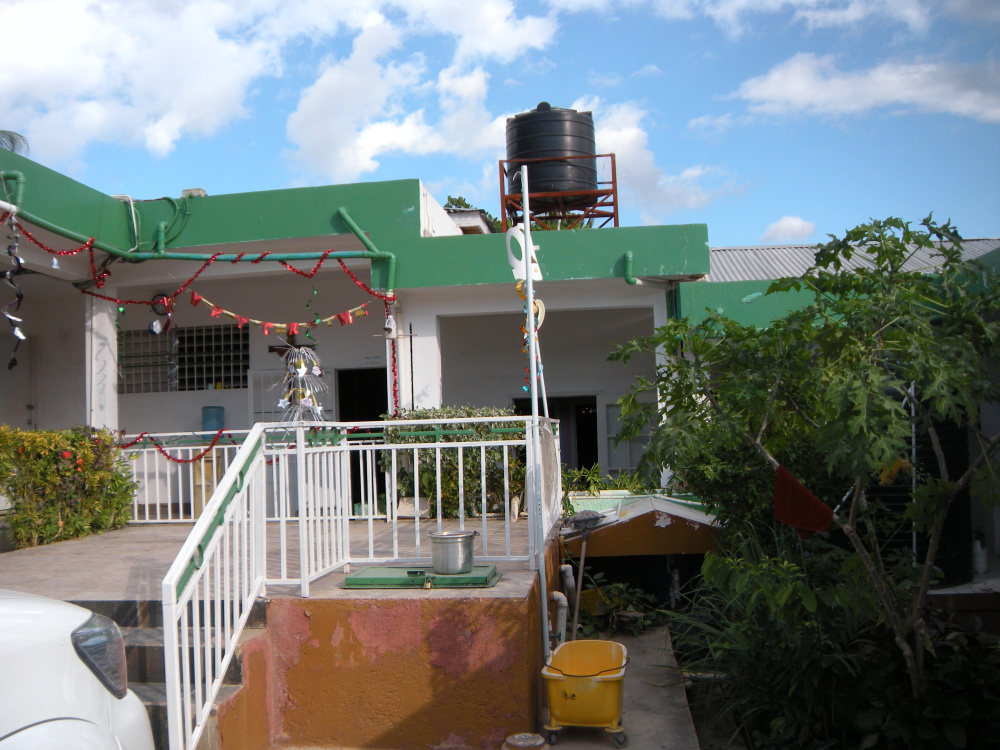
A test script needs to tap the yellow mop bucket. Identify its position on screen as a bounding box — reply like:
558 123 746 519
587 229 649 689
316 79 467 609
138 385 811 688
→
541 640 629 747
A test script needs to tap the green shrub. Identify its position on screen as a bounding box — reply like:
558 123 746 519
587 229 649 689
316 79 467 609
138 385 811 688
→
380 406 525 518
0 426 136 549
676 532 1000 750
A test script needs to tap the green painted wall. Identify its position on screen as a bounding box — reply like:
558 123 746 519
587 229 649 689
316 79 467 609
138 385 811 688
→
0 154 710 292
131 179 423 252
0 151 134 252
679 279 816 327
396 224 709 288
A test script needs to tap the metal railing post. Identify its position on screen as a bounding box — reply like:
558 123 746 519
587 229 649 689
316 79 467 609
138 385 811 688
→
295 423 309 597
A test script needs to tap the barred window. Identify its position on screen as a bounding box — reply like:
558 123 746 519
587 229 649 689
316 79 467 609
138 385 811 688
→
118 324 249 394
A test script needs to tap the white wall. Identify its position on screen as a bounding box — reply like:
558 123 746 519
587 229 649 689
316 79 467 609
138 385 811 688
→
438 307 655 407
392 279 665 471
419 182 463 238
116 270 388 432
0 275 88 431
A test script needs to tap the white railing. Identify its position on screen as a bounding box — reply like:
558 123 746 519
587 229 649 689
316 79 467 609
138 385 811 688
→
126 430 249 522
160 424 267 750
151 416 562 750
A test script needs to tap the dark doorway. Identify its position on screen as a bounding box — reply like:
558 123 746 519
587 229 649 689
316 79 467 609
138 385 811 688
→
514 395 598 471
337 369 389 512
337 368 388 422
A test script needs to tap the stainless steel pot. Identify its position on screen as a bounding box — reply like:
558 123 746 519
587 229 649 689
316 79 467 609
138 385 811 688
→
428 530 478 575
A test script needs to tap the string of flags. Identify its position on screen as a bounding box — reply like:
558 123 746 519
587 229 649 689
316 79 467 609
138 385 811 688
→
188 290 368 336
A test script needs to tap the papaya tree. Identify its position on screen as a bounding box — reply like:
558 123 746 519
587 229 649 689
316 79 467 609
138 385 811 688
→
613 215 1000 702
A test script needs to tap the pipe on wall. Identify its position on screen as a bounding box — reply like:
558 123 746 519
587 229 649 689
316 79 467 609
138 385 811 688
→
560 564 576 612
549 590 569 647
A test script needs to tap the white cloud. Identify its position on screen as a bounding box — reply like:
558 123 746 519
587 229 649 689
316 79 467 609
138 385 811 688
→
545 0 931 35
4 0 283 162
577 97 740 221
761 216 816 242
286 21 427 182
735 53 1000 123
2 0 554 171
688 113 737 135
634 64 663 77
945 0 1000 23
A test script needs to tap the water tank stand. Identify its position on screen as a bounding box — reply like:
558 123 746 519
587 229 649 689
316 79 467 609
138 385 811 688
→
499 154 619 231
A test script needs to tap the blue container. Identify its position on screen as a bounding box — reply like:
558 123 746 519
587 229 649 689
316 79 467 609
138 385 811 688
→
202 406 225 432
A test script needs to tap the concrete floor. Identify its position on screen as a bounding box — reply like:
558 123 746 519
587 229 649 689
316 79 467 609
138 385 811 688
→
0 523 701 750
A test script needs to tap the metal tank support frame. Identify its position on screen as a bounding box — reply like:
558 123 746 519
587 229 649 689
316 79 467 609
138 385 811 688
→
498 153 619 231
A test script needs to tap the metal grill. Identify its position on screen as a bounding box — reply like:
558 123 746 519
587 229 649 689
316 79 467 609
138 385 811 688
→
117 329 175 394
118 325 249 394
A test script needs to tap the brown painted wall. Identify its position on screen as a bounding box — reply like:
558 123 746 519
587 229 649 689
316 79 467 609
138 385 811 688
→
215 633 274 750
218 582 543 750
563 511 720 558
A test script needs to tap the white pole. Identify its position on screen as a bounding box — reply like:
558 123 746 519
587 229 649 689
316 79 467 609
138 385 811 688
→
521 166 551 659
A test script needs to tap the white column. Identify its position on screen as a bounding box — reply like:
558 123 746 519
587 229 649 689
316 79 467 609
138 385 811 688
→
84 293 118 430
407 306 442 410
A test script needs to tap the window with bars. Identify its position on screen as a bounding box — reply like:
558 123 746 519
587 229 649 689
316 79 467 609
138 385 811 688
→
117 324 249 394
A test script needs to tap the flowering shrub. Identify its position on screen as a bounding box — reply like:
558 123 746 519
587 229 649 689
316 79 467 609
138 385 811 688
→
0 426 136 549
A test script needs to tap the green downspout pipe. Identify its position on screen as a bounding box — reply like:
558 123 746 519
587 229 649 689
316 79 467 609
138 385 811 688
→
623 250 638 284
1 171 25 206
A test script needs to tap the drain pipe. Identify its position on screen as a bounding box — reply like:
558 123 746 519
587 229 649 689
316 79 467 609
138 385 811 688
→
560 564 576 612
622 251 679 289
549 591 569 647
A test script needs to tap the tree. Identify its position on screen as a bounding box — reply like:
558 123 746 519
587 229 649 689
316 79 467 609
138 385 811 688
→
0 131 28 155
443 195 502 233
614 215 1000 704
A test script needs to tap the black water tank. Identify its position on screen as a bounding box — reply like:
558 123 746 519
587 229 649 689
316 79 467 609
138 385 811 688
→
505 102 597 208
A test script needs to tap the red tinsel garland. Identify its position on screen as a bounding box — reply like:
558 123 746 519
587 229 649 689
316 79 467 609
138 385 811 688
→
280 250 336 279
118 428 235 463
339 259 396 302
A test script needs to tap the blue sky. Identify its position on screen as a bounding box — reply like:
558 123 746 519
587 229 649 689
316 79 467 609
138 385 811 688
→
4 0 998 247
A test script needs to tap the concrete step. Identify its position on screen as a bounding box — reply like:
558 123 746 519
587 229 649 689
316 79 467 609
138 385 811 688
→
70 597 269 750
122 625 257 685
71 599 163 627
130 682 242 750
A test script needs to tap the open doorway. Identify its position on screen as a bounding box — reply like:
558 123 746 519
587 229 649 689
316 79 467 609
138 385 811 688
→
514 395 597 471
337 369 389 513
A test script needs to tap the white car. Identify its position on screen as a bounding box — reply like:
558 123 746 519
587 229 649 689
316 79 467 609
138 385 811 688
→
0 589 155 750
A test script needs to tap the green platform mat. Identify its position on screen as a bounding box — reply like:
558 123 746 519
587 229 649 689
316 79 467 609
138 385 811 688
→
343 565 501 589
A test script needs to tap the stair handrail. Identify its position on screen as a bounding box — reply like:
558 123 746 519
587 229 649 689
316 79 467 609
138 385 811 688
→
160 422 268 750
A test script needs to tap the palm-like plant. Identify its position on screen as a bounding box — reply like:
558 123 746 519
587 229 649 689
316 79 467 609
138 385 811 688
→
0 131 28 155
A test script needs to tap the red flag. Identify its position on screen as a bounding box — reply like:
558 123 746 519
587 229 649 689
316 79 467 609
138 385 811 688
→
774 466 833 539
190 291 203 307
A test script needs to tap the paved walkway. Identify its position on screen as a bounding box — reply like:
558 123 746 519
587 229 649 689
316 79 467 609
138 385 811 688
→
538 626 700 750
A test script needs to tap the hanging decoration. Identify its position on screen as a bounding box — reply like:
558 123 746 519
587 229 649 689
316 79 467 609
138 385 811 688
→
2 212 26 370
4 209 402 411
277 344 327 422
118 428 236 463
188 290 369 334
515 280 544 392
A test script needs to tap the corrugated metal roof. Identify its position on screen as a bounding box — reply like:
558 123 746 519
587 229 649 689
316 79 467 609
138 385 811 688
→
705 239 1000 283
